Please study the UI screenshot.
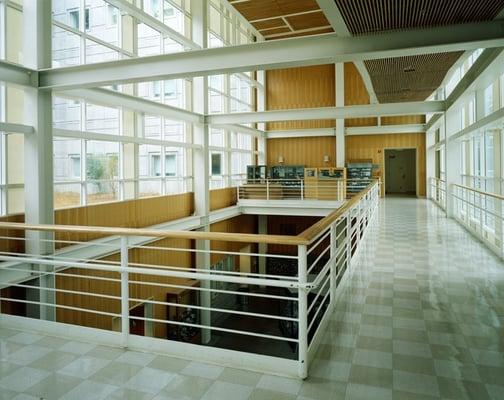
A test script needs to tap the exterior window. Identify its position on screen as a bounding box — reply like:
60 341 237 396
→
211 153 222 175
484 84 493 116
153 81 161 98
150 0 160 18
107 5 118 26
165 154 176 176
164 4 175 18
150 153 161 176
485 131 494 178
85 8 90 30
164 80 176 98
473 137 482 178
70 155 81 178
69 9 79 29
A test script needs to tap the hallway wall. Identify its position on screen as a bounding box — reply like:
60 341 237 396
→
346 133 426 196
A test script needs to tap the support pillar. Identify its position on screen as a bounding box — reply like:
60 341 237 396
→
258 215 267 277
335 63 345 167
256 70 267 166
192 0 211 344
23 0 55 321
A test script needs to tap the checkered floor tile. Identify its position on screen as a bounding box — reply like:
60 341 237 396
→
1 198 503 399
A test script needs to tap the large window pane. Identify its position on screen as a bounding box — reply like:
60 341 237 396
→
86 141 119 204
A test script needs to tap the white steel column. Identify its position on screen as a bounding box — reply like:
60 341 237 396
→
258 215 267 277
444 112 460 218
23 0 55 321
335 63 345 167
256 70 267 165
192 0 211 344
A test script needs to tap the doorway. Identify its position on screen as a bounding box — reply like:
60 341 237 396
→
385 148 417 196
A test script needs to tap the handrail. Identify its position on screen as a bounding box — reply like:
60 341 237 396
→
0 181 377 247
431 177 446 183
0 221 308 246
299 181 377 243
452 183 504 201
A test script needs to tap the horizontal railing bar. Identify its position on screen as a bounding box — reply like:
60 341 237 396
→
307 273 330 315
452 195 504 220
307 246 330 275
0 296 121 318
0 255 303 289
0 266 121 284
0 281 122 301
129 315 299 343
307 285 331 333
0 250 121 266
299 181 377 243
307 229 331 256
129 297 297 322
128 279 298 301
131 243 299 260
127 261 298 281
452 183 504 201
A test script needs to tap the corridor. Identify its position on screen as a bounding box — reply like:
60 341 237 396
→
1 198 503 399
310 197 504 399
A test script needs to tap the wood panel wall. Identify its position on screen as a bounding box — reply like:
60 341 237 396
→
209 187 238 211
346 133 427 196
266 136 336 167
55 214 258 337
210 214 257 265
55 237 193 338
344 62 378 127
266 64 335 130
0 213 25 254
54 192 194 247
267 215 321 255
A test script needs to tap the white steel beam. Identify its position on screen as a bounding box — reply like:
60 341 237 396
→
266 128 335 139
210 123 264 138
345 124 426 135
265 125 426 138
207 101 445 125
316 0 379 104
60 88 204 123
0 122 35 134
38 21 504 90
426 47 504 131
0 60 37 87
54 128 202 149
104 0 199 50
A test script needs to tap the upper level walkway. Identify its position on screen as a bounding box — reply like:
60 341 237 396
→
1 197 503 399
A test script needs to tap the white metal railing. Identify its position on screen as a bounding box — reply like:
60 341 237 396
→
429 177 446 210
0 181 380 378
237 178 373 202
452 183 504 258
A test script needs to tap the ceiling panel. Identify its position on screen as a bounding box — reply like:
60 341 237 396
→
365 53 463 102
286 11 330 30
232 0 320 21
332 0 504 102
229 0 333 39
333 0 504 35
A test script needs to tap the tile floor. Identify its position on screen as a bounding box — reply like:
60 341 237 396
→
1 198 504 399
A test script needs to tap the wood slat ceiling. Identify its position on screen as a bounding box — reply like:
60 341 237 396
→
334 0 504 102
229 0 333 40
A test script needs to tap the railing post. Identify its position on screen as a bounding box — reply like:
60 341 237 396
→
346 212 352 269
330 222 337 307
266 180 270 201
297 244 308 379
120 235 129 348
300 179 304 200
